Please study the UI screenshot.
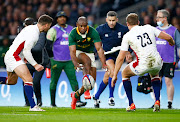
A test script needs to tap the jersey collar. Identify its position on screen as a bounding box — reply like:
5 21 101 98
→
76 26 89 38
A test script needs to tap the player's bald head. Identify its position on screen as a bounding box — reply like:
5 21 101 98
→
76 16 88 34
77 16 87 24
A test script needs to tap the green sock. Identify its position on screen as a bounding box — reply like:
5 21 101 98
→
75 89 85 99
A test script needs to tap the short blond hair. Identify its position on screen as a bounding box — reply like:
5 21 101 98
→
126 13 139 25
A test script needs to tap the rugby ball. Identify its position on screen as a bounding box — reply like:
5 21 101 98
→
82 74 95 90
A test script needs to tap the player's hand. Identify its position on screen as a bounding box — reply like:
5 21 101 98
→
168 42 174 46
126 52 133 63
102 64 108 71
34 64 44 72
111 75 117 87
75 63 83 72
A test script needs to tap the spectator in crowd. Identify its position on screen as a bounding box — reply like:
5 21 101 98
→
46 11 87 107
155 9 180 109
157 0 166 10
0 0 144 36
0 38 9 68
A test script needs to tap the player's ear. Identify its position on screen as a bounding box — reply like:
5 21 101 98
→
138 20 140 25
116 17 118 22
126 22 129 26
106 18 108 23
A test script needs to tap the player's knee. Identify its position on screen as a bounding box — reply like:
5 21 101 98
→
109 70 114 78
165 81 173 87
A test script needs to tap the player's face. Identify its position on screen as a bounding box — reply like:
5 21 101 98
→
106 16 118 28
77 21 88 34
57 16 67 25
43 23 52 32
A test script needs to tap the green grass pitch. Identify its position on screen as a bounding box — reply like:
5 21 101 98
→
0 107 180 121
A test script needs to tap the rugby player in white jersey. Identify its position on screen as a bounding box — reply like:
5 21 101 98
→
111 13 175 112
0 15 53 111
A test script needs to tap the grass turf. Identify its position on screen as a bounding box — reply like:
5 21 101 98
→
0 107 180 121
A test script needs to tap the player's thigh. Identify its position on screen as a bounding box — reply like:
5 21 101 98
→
78 53 92 74
106 59 115 77
78 53 91 66
122 64 136 78
14 64 33 83
7 72 18 85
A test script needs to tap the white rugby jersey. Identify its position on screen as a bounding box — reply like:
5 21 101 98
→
6 25 40 66
121 25 162 67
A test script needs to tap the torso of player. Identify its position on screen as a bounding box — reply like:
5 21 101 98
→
6 25 40 60
69 26 101 53
122 25 161 64
97 23 128 52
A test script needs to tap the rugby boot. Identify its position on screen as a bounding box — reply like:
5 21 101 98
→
126 103 136 112
84 90 91 99
153 100 160 112
71 92 78 109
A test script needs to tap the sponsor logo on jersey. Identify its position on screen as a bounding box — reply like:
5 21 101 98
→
118 32 121 38
87 37 91 42
156 40 167 45
60 41 69 45
105 34 108 37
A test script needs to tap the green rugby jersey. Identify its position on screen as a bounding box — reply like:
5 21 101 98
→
69 26 101 53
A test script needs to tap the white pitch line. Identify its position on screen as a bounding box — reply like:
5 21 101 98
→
0 113 42 116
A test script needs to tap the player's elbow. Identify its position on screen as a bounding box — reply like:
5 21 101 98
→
23 49 30 56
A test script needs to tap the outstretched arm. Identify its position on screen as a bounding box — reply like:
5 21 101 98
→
158 31 175 46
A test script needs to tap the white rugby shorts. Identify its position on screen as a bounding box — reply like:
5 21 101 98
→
129 57 163 76
4 54 25 72
76 50 96 68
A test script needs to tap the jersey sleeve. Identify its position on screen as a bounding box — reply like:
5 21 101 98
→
120 34 129 51
23 32 38 66
92 28 101 43
68 29 77 46
46 28 56 42
151 26 161 37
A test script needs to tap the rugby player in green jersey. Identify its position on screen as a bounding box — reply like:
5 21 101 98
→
69 16 107 109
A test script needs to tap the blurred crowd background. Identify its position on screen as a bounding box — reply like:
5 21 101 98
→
0 0 180 68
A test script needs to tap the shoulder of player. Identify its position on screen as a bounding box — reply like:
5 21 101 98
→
24 25 39 35
69 27 77 36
